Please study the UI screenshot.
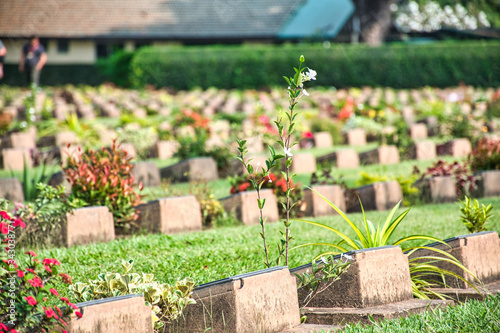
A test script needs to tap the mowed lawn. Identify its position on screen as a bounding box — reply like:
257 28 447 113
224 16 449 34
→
27 196 500 299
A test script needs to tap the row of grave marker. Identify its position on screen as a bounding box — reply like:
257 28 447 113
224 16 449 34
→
0 115 469 171
2 169 498 248
58 231 500 332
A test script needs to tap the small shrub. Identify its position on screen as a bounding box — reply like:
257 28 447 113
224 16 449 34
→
62 141 143 230
187 180 230 228
0 111 13 137
173 109 209 132
469 137 500 171
174 130 232 173
446 105 478 144
11 157 55 202
69 259 195 332
459 196 493 233
382 118 413 157
310 118 343 145
295 254 351 308
13 184 71 247
1 212 77 332
356 171 420 206
486 89 500 120
116 125 158 160
420 160 476 198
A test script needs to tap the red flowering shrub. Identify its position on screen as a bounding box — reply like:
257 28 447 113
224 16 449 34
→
421 160 476 197
174 109 209 131
0 213 77 332
469 137 500 171
229 173 304 217
62 140 143 230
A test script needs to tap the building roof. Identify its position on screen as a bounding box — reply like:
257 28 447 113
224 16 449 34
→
0 0 353 40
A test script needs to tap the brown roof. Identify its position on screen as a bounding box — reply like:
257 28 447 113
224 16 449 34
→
0 0 303 39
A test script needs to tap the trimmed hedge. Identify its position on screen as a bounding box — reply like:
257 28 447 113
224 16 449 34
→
130 41 500 90
2 64 104 86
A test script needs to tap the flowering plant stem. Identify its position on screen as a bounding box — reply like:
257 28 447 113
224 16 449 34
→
236 55 316 268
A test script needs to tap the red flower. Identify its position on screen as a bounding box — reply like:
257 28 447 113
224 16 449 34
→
0 222 9 235
45 308 55 318
268 173 277 182
44 265 52 273
50 288 59 296
10 329 18 333
26 268 35 274
17 270 24 278
60 297 69 303
69 303 78 310
275 179 288 193
25 296 37 306
0 211 11 220
25 251 37 257
59 273 72 284
230 187 237 195
28 276 43 288
12 219 26 229
0 323 8 330
42 258 61 266
301 131 313 139
75 311 83 318
238 182 251 192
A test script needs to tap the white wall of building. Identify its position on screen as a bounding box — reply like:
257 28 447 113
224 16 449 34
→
2 39 96 65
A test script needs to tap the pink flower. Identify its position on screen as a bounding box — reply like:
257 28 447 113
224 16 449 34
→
59 273 72 284
75 311 82 318
17 270 24 278
0 211 11 220
45 308 55 318
25 251 37 257
50 288 59 296
44 265 52 273
42 258 61 266
25 296 37 306
0 222 9 235
27 276 43 288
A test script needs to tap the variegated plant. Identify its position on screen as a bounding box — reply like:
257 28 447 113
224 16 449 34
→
69 259 196 332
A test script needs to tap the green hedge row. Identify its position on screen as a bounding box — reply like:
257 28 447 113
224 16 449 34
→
2 64 104 86
130 41 500 90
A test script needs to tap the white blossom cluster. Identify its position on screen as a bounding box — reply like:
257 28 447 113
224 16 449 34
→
393 1 491 33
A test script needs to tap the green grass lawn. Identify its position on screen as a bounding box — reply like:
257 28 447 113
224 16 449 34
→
28 196 500 301
341 293 500 332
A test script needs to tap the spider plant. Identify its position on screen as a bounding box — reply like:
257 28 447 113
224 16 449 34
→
293 187 480 299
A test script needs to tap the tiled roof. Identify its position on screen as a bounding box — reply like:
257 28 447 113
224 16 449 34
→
0 0 305 39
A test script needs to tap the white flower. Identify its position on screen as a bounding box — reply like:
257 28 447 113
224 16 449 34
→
302 89 309 97
283 147 293 157
305 68 317 81
342 253 353 261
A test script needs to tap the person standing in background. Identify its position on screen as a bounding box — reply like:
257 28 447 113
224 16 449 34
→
0 40 6 80
19 36 46 86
